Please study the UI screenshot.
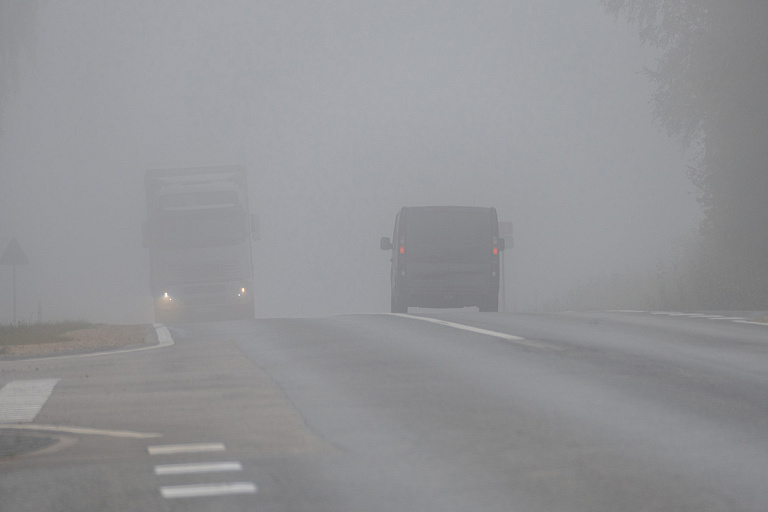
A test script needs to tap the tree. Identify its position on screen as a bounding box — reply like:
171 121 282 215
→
0 1 38 123
604 0 768 307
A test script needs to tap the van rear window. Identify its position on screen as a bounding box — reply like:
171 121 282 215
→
407 210 491 264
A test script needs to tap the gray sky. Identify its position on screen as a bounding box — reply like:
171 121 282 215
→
0 0 699 323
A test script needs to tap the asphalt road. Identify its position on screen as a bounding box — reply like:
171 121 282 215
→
1 310 768 511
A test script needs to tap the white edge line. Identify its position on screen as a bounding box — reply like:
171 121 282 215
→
6 324 175 362
160 482 257 499
154 462 242 475
611 311 766 325
383 313 561 351
388 313 524 341
0 423 162 439
148 443 226 455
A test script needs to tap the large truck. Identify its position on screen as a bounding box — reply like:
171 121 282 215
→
143 165 258 322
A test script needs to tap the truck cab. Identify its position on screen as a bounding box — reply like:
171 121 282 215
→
144 166 258 322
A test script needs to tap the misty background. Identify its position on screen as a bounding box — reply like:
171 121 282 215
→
0 1 701 323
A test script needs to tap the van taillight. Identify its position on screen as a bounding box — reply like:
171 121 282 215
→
493 246 498 255
400 245 405 254
493 236 499 255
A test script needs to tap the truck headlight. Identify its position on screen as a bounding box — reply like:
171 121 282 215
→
237 287 247 297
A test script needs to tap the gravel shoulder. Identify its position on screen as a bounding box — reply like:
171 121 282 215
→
0 325 152 359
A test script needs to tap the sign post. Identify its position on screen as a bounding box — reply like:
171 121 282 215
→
1 238 30 323
498 222 514 313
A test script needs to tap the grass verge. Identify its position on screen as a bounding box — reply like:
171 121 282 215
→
0 321 98 348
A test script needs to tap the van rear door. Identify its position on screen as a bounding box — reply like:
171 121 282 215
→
406 208 493 301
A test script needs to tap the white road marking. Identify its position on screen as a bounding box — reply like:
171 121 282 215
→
160 482 257 499
650 312 712 317
650 311 699 316
0 423 161 438
148 443 226 455
650 312 727 319
387 313 557 350
0 379 59 423
389 313 524 340
149 441 255 500
611 310 767 326
154 461 242 475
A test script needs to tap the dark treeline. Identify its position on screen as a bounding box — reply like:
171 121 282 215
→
586 1 768 310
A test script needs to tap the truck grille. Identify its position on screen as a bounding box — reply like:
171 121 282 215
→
184 294 228 306
166 259 241 283
184 283 227 295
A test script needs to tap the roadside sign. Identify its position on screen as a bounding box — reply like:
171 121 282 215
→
499 221 514 240
1 238 29 265
497 222 514 313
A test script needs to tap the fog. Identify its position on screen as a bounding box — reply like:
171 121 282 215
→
0 1 700 323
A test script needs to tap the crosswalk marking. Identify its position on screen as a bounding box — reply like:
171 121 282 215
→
0 379 60 423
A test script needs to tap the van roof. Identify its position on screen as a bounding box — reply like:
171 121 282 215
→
405 205 494 213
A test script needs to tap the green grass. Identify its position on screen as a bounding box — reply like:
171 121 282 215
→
0 321 97 347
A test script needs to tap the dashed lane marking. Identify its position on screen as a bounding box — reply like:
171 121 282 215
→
148 443 226 455
151 442 257 500
154 461 242 475
160 482 257 499
650 312 714 317
0 379 59 423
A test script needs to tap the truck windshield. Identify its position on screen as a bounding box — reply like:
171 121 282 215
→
407 210 491 264
157 207 246 248
160 190 239 209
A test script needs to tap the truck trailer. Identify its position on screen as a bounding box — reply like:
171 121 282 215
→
143 165 258 322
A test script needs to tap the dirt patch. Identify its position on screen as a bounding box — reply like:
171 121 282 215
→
0 430 59 458
0 325 150 358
